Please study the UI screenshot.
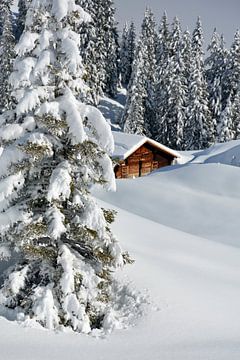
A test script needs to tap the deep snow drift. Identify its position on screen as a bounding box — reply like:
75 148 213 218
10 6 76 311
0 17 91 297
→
0 138 240 359
95 162 240 246
98 90 126 131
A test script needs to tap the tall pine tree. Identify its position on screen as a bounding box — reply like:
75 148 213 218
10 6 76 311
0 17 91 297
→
122 9 157 137
101 0 120 98
16 0 30 40
184 18 214 150
223 30 240 106
0 0 128 333
0 0 15 113
154 12 171 142
78 0 106 104
123 48 147 134
155 17 187 149
120 22 136 88
78 0 119 101
217 94 234 142
205 30 228 135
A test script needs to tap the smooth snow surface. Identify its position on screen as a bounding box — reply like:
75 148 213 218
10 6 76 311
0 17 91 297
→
1 139 240 359
98 96 124 131
191 139 240 166
0 204 240 360
95 162 240 246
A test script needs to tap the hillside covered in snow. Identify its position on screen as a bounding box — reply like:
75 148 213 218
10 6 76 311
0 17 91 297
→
0 135 240 360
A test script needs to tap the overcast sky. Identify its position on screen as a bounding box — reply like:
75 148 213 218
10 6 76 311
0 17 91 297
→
115 0 240 47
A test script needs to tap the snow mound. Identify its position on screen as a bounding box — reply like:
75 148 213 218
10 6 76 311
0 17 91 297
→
0 203 240 359
98 90 126 131
94 161 240 247
191 139 240 166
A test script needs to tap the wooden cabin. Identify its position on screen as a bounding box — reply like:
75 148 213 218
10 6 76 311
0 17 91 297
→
112 131 181 179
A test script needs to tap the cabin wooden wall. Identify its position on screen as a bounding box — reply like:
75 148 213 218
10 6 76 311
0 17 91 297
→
114 143 175 179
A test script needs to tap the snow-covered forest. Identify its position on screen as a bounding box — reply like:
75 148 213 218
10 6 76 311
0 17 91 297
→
0 0 240 359
1 1 240 151
121 11 240 150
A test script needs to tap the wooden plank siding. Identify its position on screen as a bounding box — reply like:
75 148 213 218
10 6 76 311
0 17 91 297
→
114 142 175 179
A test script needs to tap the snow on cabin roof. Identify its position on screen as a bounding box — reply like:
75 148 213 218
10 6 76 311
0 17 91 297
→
112 131 181 160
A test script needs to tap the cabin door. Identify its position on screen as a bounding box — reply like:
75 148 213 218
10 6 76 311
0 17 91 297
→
139 160 143 177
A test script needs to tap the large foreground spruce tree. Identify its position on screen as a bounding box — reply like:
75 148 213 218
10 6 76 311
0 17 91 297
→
0 0 15 113
0 0 127 333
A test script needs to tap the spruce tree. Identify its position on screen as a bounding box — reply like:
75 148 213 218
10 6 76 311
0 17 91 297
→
154 12 171 142
224 30 240 103
155 17 187 149
119 23 129 86
231 91 240 139
123 48 147 134
120 22 136 88
181 29 192 79
184 18 214 150
78 0 119 102
77 0 105 105
126 22 136 85
218 95 234 142
0 0 127 333
156 12 170 65
122 9 157 137
205 30 228 134
101 0 120 98
16 0 30 40
0 0 15 113
142 9 157 138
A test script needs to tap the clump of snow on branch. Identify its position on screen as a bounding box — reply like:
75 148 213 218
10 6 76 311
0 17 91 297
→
59 89 87 144
47 161 72 202
79 104 114 154
47 206 66 240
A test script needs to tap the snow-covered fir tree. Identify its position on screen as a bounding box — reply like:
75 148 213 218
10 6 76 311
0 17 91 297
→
0 0 12 35
142 9 157 137
154 12 171 142
181 29 192 92
123 48 147 134
217 95 234 142
119 23 129 86
205 30 228 135
16 0 30 40
76 0 103 105
120 21 136 88
78 0 119 102
101 0 120 98
77 0 105 105
223 30 240 108
156 12 170 65
184 18 214 150
122 9 157 137
155 17 187 149
0 0 15 113
0 0 129 333
231 91 240 139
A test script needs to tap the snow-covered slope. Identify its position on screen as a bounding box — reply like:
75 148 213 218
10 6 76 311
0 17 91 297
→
1 139 240 359
98 89 127 131
191 139 240 166
94 162 240 246
0 204 240 360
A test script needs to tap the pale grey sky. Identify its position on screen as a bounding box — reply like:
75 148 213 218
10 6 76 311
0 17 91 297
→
115 0 240 47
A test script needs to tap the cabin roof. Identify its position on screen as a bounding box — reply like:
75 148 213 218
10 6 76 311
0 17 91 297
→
112 131 181 160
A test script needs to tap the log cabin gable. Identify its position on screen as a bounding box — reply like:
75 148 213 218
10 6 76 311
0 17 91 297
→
114 140 178 179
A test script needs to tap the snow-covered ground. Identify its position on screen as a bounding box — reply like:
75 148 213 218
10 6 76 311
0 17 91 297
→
98 89 127 131
1 137 240 359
